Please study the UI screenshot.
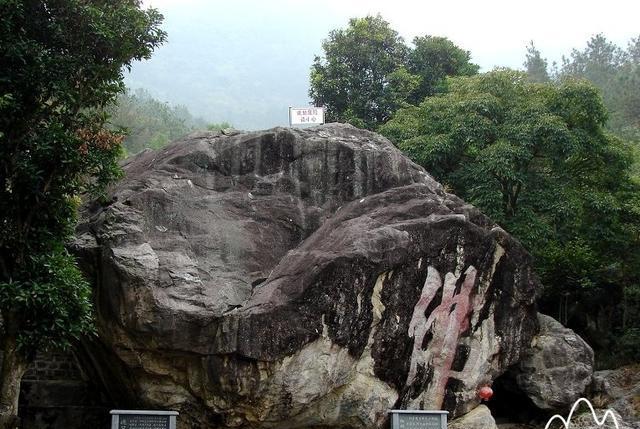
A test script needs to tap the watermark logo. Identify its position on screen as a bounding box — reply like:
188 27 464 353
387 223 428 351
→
544 398 620 429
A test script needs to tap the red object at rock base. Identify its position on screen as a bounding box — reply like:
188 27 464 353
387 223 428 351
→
478 386 493 400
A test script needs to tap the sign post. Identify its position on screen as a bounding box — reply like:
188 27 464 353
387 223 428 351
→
289 106 325 126
110 410 178 429
389 410 448 429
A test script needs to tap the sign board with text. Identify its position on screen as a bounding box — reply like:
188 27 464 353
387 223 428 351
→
289 107 325 126
110 410 178 429
389 410 448 429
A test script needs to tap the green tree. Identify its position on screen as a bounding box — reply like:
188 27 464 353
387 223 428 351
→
407 35 479 101
381 70 640 365
0 1 165 425
309 16 478 130
561 34 624 84
615 37 640 140
523 41 550 83
309 15 411 130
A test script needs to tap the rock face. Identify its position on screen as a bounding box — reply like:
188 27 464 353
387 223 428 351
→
73 124 540 428
569 408 634 429
591 365 640 428
449 405 497 429
513 314 594 410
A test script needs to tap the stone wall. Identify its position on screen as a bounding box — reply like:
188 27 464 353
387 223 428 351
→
17 350 109 429
23 351 82 382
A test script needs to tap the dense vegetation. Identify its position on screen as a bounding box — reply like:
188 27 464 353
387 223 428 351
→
526 35 640 181
523 38 640 365
0 0 165 425
559 35 640 141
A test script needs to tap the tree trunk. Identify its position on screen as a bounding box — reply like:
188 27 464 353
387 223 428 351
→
0 335 28 429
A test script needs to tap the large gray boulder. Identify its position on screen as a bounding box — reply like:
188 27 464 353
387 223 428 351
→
73 124 540 428
513 313 594 410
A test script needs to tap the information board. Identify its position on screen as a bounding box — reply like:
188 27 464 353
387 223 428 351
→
119 414 169 429
389 410 447 429
398 413 442 429
110 410 178 429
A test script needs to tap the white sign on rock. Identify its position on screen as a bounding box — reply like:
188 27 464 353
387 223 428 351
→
289 107 325 126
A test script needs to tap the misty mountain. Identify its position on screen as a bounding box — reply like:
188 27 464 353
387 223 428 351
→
125 2 343 130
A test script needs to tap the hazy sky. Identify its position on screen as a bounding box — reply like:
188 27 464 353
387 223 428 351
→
129 0 640 129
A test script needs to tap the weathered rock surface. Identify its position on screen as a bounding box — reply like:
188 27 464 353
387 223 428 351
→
73 124 540 428
512 314 594 411
496 424 535 429
570 408 634 429
591 365 640 428
449 405 497 429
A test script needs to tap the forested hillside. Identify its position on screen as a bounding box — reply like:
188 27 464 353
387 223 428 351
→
108 89 231 155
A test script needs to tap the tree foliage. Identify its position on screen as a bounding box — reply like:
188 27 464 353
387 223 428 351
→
407 35 479 101
381 70 640 365
0 0 165 424
309 15 409 130
309 15 477 130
